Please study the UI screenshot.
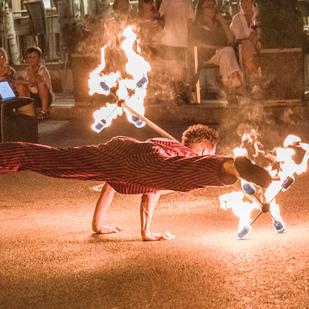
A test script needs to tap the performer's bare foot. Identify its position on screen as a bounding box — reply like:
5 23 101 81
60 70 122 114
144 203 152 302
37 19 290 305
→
142 231 175 241
95 224 123 234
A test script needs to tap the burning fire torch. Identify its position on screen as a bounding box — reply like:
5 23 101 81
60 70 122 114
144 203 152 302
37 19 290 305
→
220 134 309 240
89 25 179 143
238 176 294 239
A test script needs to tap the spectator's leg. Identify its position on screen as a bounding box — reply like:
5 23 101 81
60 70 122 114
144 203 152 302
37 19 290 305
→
208 47 246 96
16 83 30 97
166 47 188 105
241 40 261 86
170 59 184 93
37 80 49 112
15 84 36 117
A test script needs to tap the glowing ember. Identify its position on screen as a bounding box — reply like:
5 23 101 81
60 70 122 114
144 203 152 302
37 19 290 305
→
89 25 151 132
220 134 309 239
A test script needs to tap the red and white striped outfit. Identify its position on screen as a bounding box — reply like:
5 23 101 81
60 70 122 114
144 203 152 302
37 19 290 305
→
0 136 237 194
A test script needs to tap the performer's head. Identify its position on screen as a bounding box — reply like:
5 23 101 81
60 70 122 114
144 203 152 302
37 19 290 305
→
182 124 219 155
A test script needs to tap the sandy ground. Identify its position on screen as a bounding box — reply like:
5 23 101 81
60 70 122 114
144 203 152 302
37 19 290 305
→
1 117 309 309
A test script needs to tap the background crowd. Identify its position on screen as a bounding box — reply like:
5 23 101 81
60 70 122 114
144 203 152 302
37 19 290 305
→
105 0 261 105
0 0 260 119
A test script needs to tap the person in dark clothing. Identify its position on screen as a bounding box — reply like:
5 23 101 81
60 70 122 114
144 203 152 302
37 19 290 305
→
190 0 246 100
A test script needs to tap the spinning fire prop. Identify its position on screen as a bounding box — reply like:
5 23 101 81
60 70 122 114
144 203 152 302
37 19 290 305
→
220 134 309 240
88 25 178 142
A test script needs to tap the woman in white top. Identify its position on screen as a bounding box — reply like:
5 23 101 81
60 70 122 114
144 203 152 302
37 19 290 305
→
230 0 261 98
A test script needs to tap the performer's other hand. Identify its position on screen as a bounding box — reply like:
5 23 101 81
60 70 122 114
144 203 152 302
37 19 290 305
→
97 224 123 234
142 231 175 241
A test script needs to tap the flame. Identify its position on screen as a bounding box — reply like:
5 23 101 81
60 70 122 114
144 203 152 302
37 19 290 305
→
220 134 309 239
88 25 151 132
264 180 284 224
219 191 257 226
240 129 266 159
233 147 247 157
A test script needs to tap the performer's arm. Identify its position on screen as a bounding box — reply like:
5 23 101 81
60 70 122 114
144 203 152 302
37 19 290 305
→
140 191 175 241
92 183 123 234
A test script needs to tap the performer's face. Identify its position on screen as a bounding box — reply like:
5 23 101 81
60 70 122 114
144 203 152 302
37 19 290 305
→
201 146 216 156
193 142 216 156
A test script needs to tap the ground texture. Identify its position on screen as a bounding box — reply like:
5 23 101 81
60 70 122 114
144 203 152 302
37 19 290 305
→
1 117 309 309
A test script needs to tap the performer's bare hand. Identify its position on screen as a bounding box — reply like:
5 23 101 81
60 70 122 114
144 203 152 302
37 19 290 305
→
97 224 123 234
142 231 175 241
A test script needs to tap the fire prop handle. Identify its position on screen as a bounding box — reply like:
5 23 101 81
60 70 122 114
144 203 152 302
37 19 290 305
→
242 176 295 226
119 100 179 143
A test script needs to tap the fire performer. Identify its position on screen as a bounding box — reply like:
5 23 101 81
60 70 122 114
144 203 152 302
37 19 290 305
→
0 125 271 240
93 124 221 241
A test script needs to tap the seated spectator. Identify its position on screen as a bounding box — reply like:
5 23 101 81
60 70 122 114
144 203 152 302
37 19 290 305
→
190 0 247 103
0 48 38 122
15 47 54 120
0 47 17 89
0 47 36 118
230 0 261 99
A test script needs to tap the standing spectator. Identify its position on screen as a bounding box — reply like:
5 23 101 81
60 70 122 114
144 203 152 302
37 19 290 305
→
112 0 132 23
88 0 112 19
137 0 164 61
230 0 261 99
103 0 133 78
136 0 164 104
159 0 194 105
190 0 247 103
15 47 54 120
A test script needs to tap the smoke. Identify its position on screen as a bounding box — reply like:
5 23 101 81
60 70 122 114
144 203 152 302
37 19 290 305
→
218 99 308 160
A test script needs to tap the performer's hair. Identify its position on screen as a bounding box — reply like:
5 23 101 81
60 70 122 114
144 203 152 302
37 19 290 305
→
182 124 220 149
